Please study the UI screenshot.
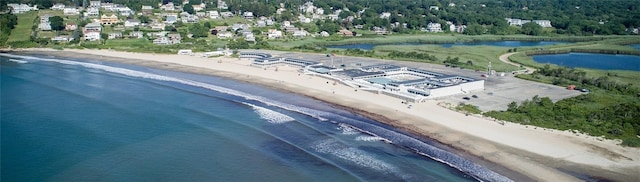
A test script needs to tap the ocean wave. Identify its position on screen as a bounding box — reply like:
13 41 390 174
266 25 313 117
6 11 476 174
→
7 59 28 64
1 53 512 182
311 139 400 174
243 102 295 124
337 123 360 135
355 136 387 142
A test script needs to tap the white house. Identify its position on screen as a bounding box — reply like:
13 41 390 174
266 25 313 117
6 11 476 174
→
426 22 443 32
165 14 179 24
108 32 123 39
244 33 255 42
298 15 311 23
8 4 38 13
39 22 52 31
220 12 233 18
379 12 391 19
217 32 233 39
89 1 101 8
160 2 175 11
51 3 65 10
533 20 553 28
63 8 79 15
243 12 254 19
129 31 144 39
293 30 308 37
51 35 72 42
84 31 101 41
217 0 228 9
192 3 206 11
208 11 220 19
320 31 330 37
118 7 133 16
267 29 283 39
124 19 140 28
86 8 100 17
83 22 102 33
153 37 170 45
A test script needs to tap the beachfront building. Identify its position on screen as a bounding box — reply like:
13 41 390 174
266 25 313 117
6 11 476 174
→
241 51 484 102
8 4 38 13
100 14 119 25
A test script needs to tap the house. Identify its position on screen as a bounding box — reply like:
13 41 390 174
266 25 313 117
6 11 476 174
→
231 23 249 31
244 33 255 42
267 29 283 39
192 3 206 11
429 6 439 11
165 14 179 24
217 0 228 9
320 31 330 37
89 1 101 8
84 31 101 41
293 30 307 37
8 4 38 14
256 20 266 27
338 29 353 36
426 22 442 32
51 35 72 42
124 19 140 28
83 22 102 33
86 8 100 16
160 2 176 11
129 31 144 39
220 12 233 18
298 15 311 23
208 11 219 19
141 5 153 15
372 27 389 35
63 8 79 15
51 3 65 10
148 31 168 38
533 20 553 28
100 14 119 25
39 22 52 31
150 22 166 30
379 12 391 19
327 14 339 21
168 33 181 44
101 3 116 11
214 26 228 32
65 23 77 31
118 7 133 16
217 32 233 39
108 32 123 39
196 12 206 17
243 12 254 19
153 37 170 45
181 14 199 23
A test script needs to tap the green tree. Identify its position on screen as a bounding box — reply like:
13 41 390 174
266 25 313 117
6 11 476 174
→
183 3 194 14
100 33 108 44
138 15 150 24
49 16 65 32
521 22 543 35
204 21 212 29
189 23 208 38
464 24 484 35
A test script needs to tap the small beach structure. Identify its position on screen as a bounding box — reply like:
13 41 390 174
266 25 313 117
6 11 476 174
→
177 49 193 55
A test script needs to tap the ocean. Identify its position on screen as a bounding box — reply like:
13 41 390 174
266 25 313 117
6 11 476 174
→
0 53 511 182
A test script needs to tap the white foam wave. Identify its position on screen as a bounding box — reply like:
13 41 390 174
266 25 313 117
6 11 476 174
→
311 139 398 173
244 102 295 124
337 123 360 135
8 59 28 64
355 136 387 142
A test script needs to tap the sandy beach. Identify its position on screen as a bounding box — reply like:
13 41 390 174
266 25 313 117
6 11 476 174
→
6 48 640 181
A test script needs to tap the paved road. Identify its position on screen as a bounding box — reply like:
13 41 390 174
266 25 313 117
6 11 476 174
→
498 52 536 74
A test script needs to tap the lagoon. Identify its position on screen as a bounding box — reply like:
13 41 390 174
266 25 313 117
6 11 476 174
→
327 41 568 50
532 53 640 71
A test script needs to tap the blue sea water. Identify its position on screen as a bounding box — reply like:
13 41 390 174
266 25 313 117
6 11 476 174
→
532 53 640 71
327 41 567 50
0 53 511 182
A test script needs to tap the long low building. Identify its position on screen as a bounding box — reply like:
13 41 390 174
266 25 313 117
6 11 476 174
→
241 53 483 102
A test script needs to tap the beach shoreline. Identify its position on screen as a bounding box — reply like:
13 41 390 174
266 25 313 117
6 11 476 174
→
4 48 639 181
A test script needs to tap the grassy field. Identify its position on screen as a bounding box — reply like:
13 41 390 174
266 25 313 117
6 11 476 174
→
7 11 38 42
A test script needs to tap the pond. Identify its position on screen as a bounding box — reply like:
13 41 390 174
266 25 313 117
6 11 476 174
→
326 41 568 50
631 44 640 50
532 53 640 71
